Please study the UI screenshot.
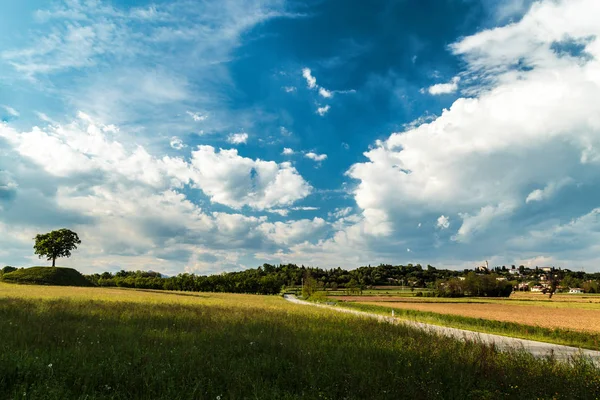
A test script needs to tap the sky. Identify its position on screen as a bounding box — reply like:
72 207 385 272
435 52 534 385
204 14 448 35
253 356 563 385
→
1 0 600 275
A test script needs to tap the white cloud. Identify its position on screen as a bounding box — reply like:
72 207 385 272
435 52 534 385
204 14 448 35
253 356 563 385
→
346 0 600 247
259 217 328 246
280 126 292 136
318 87 333 98
316 105 330 116
427 76 460 95
302 68 317 89
170 136 186 150
190 146 312 210
305 152 327 162
282 147 295 155
2 106 19 117
525 178 573 203
283 86 297 93
436 215 450 229
329 207 353 219
292 206 319 211
187 111 208 122
227 132 248 144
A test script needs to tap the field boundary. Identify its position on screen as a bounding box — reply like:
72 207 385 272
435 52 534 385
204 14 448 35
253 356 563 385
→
283 295 600 364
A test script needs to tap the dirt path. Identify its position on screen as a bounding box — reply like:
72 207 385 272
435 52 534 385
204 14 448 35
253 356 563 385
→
283 295 600 364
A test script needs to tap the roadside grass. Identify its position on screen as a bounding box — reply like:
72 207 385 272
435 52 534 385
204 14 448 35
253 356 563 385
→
1 284 599 399
336 301 600 351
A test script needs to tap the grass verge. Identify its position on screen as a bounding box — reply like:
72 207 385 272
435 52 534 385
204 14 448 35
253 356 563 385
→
336 301 600 351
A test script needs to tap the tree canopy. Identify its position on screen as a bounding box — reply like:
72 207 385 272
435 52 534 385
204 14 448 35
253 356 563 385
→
33 229 81 267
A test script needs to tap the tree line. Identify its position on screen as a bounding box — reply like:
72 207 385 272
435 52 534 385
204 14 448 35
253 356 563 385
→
84 263 461 295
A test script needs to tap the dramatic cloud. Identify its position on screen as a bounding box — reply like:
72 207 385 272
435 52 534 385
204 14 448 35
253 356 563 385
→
0 113 320 272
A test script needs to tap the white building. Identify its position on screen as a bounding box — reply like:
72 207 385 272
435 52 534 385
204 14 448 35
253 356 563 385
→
569 288 584 294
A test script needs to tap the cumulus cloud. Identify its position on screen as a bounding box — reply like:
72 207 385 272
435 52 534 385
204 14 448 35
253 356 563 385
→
227 132 248 144
346 0 600 247
318 87 333 98
305 152 327 162
282 147 295 155
302 68 317 89
426 76 460 95
259 217 328 246
190 146 312 210
316 105 330 116
0 114 320 272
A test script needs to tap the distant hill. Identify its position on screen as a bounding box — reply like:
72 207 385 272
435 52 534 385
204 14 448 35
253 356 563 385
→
1 267 94 287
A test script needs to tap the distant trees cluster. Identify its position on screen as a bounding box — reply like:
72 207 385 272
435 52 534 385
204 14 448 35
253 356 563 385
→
85 263 460 295
434 272 513 297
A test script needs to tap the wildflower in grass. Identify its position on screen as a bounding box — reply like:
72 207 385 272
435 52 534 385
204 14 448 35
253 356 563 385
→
48 363 53 368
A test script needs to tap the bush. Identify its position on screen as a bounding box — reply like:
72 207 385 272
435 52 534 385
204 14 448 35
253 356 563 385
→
1 266 17 274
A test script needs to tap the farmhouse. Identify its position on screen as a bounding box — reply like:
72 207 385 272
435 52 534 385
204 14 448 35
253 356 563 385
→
569 288 584 294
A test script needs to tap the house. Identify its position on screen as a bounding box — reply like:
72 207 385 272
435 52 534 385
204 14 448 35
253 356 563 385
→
569 288 584 294
509 269 520 275
541 267 553 273
531 285 544 292
516 283 529 290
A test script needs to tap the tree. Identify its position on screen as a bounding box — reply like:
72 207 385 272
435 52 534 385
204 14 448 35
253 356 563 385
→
2 266 17 274
33 229 81 267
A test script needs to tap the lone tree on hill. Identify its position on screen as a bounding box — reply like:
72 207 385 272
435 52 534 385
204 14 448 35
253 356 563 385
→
34 229 81 267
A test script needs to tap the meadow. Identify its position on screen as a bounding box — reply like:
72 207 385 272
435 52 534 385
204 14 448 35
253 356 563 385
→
1 283 600 399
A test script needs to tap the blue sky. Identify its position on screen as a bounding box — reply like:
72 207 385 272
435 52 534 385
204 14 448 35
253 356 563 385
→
2 0 600 274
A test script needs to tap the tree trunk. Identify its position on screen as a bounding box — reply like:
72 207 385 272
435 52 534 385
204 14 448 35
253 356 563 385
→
52 257 56 267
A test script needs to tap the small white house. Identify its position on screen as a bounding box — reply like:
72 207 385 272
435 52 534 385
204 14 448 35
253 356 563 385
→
531 285 544 292
569 288 584 294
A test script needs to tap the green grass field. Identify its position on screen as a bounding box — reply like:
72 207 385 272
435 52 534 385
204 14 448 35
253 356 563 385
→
1 283 600 399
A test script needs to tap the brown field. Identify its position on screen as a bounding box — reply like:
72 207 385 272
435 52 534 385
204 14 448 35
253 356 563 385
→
356 300 600 333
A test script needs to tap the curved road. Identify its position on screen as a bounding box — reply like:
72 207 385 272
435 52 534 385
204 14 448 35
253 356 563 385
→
284 294 600 364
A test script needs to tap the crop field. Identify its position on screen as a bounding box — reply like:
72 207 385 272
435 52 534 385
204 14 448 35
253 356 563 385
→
332 292 600 350
2 283 600 399
357 301 600 333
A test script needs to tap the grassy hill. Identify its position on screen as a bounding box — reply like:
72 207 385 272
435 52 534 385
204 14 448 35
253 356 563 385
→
1 266 93 287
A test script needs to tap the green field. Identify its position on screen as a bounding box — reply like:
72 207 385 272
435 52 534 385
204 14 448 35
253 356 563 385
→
1 283 600 399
